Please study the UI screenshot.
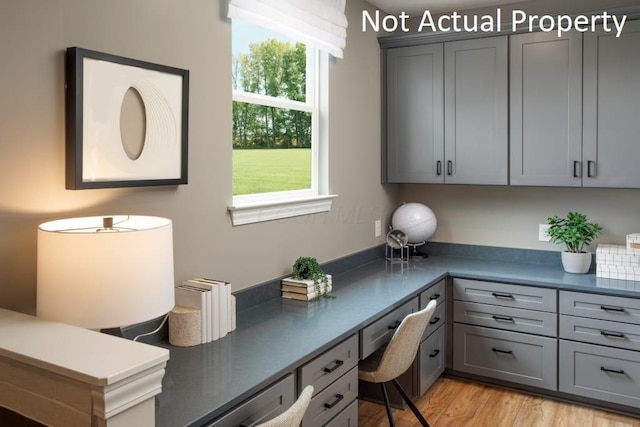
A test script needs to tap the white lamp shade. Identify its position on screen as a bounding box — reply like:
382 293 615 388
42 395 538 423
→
37 215 175 329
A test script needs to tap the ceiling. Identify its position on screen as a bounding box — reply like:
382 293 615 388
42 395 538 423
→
367 0 530 15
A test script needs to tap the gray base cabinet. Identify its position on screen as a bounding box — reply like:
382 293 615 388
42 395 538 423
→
419 324 445 395
559 290 640 411
206 374 295 427
452 278 558 391
559 340 640 408
453 323 557 391
299 334 359 427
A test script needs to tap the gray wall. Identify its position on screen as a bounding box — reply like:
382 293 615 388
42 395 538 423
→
0 0 395 314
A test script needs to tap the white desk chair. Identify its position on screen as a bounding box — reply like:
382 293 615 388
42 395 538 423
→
358 299 438 427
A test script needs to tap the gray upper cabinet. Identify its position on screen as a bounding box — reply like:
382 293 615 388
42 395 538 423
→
444 36 508 185
583 20 640 188
385 44 444 183
510 31 583 186
385 36 507 184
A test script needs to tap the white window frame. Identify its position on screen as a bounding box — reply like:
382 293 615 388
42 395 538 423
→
228 39 336 226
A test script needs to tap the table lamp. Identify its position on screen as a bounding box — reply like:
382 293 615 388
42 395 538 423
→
37 215 175 334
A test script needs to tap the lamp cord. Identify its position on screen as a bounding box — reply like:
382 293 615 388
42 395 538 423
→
133 312 170 342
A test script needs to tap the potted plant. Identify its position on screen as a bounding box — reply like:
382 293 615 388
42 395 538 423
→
281 257 335 300
547 212 603 274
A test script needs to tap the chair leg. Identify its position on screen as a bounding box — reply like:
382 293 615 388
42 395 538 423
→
390 379 430 427
380 383 395 427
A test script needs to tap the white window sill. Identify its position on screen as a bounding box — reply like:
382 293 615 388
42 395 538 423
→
228 195 338 226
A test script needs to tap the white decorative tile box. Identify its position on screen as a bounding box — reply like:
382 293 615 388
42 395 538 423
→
596 243 640 280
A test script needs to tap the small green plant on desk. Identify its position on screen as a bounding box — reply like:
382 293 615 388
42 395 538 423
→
291 256 336 300
547 212 602 253
547 211 603 274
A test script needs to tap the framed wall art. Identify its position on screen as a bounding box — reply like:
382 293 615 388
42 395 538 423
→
65 47 189 189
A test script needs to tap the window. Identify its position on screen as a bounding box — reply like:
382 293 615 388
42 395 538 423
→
229 20 335 226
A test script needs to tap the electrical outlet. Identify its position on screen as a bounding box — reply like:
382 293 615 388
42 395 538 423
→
539 224 551 242
375 220 382 237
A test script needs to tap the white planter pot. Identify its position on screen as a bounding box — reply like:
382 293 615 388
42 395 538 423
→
561 251 592 274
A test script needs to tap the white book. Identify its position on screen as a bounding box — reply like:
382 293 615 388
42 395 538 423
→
185 279 220 341
197 278 230 338
174 285 206 344
230 294 236 332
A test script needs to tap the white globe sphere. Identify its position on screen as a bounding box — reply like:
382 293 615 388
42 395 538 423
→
391 203 437 244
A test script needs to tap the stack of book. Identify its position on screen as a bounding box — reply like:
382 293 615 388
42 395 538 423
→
281 275 332 301
174 278 236 344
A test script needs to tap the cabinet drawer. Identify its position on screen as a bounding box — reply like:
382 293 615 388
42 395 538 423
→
419 324 445 395
302 367 358 427
560 315 640 352
454 301 557 337
360 297 419 359
453 278 556 312
559 340 640 409
453 324 557 391
299 334 358 395
206 374 295 427
324 399 357 427
419 280 445 307
422 301 445 342
560 291 640 325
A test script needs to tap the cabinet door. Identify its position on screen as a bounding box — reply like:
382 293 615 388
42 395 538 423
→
510 31 583 186
444 36 508 185
583 20 640 188
206 374 295 427
385 44 444 183
453 324 557 391
559 340 640 409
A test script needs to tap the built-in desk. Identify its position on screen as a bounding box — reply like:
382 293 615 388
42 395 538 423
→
157 251 640 426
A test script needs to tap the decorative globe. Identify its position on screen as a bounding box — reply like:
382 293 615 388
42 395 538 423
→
391 203 437 244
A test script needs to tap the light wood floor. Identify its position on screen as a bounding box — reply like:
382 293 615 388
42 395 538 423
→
358 377 640 427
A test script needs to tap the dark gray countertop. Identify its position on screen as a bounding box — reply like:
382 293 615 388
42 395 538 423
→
155 253 640 427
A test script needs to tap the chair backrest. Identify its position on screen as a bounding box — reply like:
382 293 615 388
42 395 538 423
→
373 299 438 383
255 385 314 427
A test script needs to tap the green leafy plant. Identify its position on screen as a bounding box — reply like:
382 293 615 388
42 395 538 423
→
547 212 603 253
291 256 335 299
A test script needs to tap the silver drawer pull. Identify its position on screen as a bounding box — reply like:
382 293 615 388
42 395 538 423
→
324 393 344 409
388 320 401 330
600 330 626 339
600 305 625 313
429 316 441 325
492 315 514 322
429 349 440 358
492 347 513 355
491 292 514 299
601 366 625 375
323 359 344 374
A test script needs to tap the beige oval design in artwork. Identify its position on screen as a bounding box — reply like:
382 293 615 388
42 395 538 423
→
120 87 147 160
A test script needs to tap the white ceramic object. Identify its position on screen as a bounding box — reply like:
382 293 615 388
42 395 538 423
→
561 251 592 274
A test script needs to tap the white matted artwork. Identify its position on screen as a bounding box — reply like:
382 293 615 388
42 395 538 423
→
65 47 189 189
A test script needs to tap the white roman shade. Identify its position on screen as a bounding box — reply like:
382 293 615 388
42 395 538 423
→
227 0 348 58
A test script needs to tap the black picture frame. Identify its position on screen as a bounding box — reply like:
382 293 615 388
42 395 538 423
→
65 47 189 189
